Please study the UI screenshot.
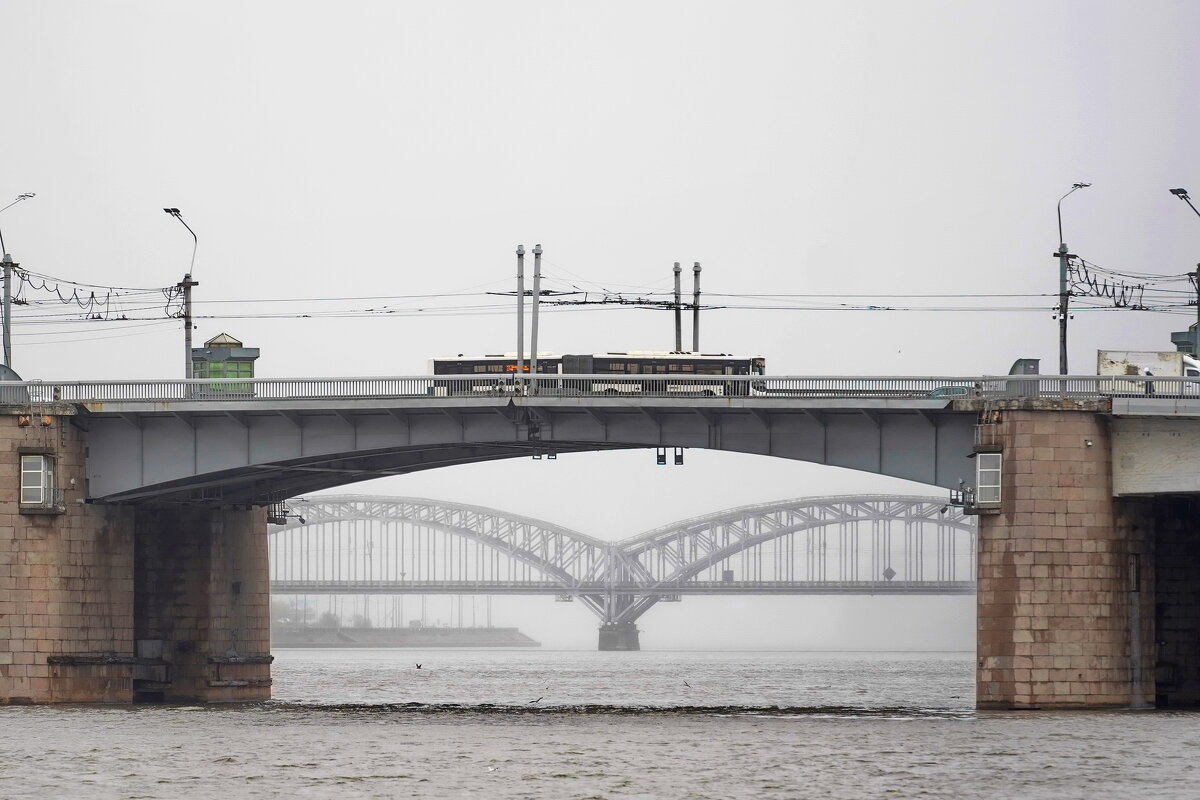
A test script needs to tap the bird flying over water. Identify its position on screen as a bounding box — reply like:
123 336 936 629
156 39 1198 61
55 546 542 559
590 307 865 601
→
415 663 422 669
527 696 543 704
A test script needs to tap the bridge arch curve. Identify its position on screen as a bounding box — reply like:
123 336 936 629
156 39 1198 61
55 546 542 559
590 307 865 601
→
270 494 609 593
83 391 976 504
269 493 975 646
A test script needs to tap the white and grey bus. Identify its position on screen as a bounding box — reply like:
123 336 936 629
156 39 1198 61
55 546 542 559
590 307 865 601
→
431 351 766 395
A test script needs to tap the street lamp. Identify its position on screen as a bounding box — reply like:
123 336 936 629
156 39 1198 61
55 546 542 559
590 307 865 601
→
1169 188 1200 355
1055 182 1091 374
0 193 36 369
1169 187 1200 220
163 208 200 379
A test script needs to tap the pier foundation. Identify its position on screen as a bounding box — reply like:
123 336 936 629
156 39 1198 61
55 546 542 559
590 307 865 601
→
133 506 272 703
598 622 641 651
0 405 272 705
976 407 1154 708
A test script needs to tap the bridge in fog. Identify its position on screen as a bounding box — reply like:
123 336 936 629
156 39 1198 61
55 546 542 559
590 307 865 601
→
269 494 976 649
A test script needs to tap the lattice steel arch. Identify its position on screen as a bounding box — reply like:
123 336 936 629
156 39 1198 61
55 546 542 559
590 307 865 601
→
271 494 618 616
270 494 975 628
605 494 975 624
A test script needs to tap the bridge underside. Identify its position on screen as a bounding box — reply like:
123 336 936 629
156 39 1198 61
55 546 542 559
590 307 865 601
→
82 397 975 504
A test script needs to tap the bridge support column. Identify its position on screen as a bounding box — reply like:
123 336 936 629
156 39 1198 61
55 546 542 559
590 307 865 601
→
598 622 640 651
0 407 139 705
133 506 272 702
976 407 1154 709
1147 496 1200 707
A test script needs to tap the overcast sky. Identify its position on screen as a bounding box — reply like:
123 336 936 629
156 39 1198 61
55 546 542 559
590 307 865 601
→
4 1 1195 648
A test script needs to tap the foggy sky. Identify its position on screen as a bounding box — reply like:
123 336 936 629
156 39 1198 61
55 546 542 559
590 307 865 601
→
3 1 1194 648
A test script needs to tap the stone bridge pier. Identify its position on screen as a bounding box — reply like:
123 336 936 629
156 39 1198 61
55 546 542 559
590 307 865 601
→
975 402 1200 709
0 407 271 704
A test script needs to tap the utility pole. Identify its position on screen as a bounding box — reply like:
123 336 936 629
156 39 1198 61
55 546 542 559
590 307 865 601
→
1056 243 1071 374
1192 264 1200 358
178 273 199 379
1055 183 1090 374
0 193 36 370
2 254 13 369
529 244 543 394
673 262 682 351
1169 190 1200 356
516 245 525 381
692 262 701 352
163 208 199 379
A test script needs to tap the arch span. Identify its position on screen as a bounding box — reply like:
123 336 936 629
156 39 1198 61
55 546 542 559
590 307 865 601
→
83 394 976 504
270 494 976 649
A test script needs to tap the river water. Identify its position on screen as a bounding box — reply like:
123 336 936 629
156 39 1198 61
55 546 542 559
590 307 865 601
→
3 649 1197 798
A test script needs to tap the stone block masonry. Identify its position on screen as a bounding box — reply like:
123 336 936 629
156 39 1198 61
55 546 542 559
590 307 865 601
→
133 505 271 702
0 407 271 704
0 406 136 703
977 407 1154 708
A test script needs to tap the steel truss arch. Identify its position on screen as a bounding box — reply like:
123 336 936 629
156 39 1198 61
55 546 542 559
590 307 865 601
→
272 494 609 592
270 494 975 630
621 494 974 583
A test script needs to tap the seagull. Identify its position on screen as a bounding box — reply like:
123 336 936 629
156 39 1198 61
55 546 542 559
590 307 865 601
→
683 680 691 688
527 696 543 704
415 663 422 669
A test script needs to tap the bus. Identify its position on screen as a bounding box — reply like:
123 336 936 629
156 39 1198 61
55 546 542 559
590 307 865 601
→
431 352 766 396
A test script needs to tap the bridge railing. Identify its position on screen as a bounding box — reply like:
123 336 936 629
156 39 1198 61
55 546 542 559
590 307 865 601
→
2 374 1191 403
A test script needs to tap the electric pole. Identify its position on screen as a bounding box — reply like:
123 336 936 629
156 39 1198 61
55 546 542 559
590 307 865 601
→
1055 183 1090 374
163 208 199 378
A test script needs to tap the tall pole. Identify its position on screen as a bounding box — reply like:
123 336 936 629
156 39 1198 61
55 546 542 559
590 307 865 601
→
0 193 36 370
1057 243 1070 374
179 273 198 378
1194 265 1200 357
673 262 682 351
164 208 199 379
692 262 701 353
1055 183 1090 374
529 244 543 394
2 255 12 369
516 245 526 380
1169 190 1200 356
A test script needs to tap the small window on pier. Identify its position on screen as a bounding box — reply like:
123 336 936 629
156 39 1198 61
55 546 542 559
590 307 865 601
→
975 453 1002 507
20 454 59 509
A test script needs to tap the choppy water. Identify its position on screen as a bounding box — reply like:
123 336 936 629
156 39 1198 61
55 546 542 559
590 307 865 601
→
3 650 1198 799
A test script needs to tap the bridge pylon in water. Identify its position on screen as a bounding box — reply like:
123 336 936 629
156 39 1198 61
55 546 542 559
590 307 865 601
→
598 623 641 651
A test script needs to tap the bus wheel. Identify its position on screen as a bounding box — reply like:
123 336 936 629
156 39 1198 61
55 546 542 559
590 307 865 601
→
702 389 716 397
603 388 618 396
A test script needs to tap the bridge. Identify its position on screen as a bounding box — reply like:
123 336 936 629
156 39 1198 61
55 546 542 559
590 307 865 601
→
5 370 1200 707
73 373 986 504
268 494 976 649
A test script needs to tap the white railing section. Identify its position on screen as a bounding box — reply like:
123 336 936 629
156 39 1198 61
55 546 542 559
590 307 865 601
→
0 374 1192 404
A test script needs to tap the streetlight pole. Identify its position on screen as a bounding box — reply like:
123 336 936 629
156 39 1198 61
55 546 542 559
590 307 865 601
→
1055 183 1091 374
163 208 199 379
0 193 36 370
1169 189 1200 357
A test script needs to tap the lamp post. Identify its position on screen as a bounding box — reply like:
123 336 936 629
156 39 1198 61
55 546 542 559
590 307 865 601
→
0 193 36 370
1169 188 1200 356
1055 182 1091 374
163 208 199 379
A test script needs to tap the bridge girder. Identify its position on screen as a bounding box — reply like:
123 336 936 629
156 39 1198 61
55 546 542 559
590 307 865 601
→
83 398 976 504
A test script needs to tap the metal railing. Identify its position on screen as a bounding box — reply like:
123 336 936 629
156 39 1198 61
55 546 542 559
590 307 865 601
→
0 374 1193 404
